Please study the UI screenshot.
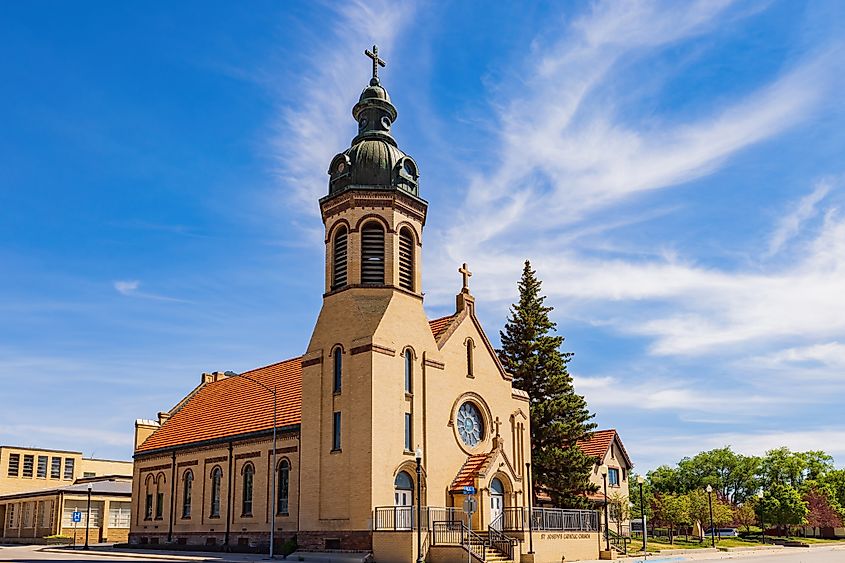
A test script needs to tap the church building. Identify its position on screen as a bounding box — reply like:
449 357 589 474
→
130 47 602 563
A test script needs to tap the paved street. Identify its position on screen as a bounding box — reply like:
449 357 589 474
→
2 544 844 563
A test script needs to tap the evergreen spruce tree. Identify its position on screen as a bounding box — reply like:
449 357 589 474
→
498 260 598 507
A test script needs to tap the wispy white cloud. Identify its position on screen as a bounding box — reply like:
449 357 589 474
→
113 280 187 303
271 0 416 217
767 179 832 255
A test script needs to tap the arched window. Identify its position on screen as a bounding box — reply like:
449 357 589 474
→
404 349 413 394
210 467 222 517
394 471 413 491
242 464 254 516
398 227 415 291
466 339 475 378
332 226 348 289
155 474 165 519
277 460 290 515
333 347 342 393
182 470 193 518
491 478 504 495
144 475 154 520
361 222 385 284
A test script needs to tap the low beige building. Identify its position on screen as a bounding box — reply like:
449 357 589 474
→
129 51 603 563
0 445 132 496
577 430 634 536
0 476 133 544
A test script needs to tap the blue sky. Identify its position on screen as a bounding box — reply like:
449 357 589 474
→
1 1 844 471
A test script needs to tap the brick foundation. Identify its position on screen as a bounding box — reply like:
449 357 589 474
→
296 530 372 551
128 531 298 553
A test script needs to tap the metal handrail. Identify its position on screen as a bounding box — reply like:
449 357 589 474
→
431 521 486 562
374 506 465 531
607 529 630 554
488 513 517 560
501 507 599 531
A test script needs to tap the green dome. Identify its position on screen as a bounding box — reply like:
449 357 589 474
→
359 84 391 103
343 139 407 186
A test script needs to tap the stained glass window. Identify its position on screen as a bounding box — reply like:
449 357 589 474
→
457 402 484 447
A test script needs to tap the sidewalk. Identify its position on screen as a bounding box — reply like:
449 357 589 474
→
41 545 371 563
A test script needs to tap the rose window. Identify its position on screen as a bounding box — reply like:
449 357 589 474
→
457 402 484 447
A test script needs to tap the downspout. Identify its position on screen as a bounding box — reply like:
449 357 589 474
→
168 450 176 542
297 431 302 536
421 352 428 473
225 441 233 548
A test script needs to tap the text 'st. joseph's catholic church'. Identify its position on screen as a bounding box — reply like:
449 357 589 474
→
129 48 601 563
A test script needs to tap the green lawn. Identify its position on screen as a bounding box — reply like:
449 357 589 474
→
628 535 845 553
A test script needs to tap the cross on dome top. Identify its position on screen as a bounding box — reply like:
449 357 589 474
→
364 45 386 85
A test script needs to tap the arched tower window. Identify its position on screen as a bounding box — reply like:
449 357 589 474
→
332 226 348 289
210 467 222 517
155 474 165 519
277 460 290 515
398 227 415 291
182 470 193 519
466 338 475 378
361 222 385 284
404 349 413 394
333 347 342 393
241 463 254 516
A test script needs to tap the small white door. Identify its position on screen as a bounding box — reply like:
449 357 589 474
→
395 490 413 529
490 478 505 530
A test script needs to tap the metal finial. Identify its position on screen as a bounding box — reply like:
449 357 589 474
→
364 44 386 84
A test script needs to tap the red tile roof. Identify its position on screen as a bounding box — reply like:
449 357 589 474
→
136 357 303 454
429 314 455 340
137 315 454 454
449 453 489 492
576 429 633 467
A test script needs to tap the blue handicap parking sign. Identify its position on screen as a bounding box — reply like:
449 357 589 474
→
71 511 82 523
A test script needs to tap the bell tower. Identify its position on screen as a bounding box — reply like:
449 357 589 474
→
298 46 436 550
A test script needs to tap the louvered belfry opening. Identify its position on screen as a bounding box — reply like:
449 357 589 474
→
332 226 348 289
398 227 415 291
361 222 385 284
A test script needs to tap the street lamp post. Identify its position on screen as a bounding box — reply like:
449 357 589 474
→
225 371 278 559
602 472 610 552
415 447 424 563
706 485 715 548
637 475 647 554
84 483 93 550
757 490 765 545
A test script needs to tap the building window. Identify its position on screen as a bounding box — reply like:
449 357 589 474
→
63 458 75 480
182 470 193 518
50 457 61 479
8 504 17 528
404 413 412 452
332 226 348 289
333 347 342 393
22 503 32 528
8 453 20 477
360 222 385 284
37 456 48 478
144 494 153 520
466 339 475 378
109 502 131 528
332 412 341 451
210 467 222 517
608 467 620 486
22 455 34 478
242 464 254 516
83 471 96 478
155 491 164 520
398 227 415 291
404 349 413 394
277 460 290 515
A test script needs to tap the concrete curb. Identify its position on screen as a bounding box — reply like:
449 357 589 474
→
41 547 227 561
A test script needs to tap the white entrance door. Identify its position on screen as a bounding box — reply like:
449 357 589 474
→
395 489 413 530
490 493 503 530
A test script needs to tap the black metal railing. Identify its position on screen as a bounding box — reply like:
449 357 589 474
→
608 529 630 554
374 506 465 531
488 514 517 560
431 521 487 562
502 507 599 531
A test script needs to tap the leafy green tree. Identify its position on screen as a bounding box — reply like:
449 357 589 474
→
759 448 834 489
649 465 683 495
733 501 758 534
821 469 845 514
676 448 760 504
498 260 597 507
757 483 808 536
653 493 689 544
686 490 733 540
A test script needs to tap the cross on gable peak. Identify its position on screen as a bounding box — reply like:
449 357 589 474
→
364 44 386 85
459 263 472 292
